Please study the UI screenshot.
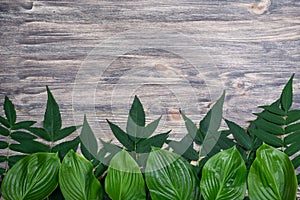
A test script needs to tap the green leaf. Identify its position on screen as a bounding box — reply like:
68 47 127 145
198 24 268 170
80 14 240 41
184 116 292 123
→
200 91 225 156
252 118 284 135
98 139 121 163
287 110 300 124
145 148 199 200
280 74 294 113
0 116 10 128
249 128 282 147
0 155 7 162
4 96 16 127
0 168 5 176
80 115 98 156
28 127 51 141
53 126 77 142
1 152 60 200
200 146 247 200
225 119 252 150
284 142 300 156
292 154 300 169
8 155 26 167
105 149 146 200
248 144 297 200
129 95 145 127
10 131 37 142
0 125 9 136
0 141 8 149
285 122 300 134
12 121 36 130
52 137 80 159
253 111 285 125
59 150 103 200
258 105 286 116
43 86 62 140
136 131 170 153
181 111 203 143
107 119 134 151
284 130 300 145
10 140 49 153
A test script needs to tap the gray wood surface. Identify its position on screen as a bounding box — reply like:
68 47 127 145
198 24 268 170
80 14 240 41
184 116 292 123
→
0 0 300 194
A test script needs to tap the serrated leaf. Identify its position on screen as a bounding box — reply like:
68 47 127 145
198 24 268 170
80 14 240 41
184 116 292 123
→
12 121 36 130
52 137 80 159
225 119 252 150
10 140 49 153
254 111 285 125
0 141 8 149
200 146 247 200
200 91 225 157
1 152 60 200
0 116 10 128
4 96 16 127
248 144 297 200
145 148 200 200
43 86 62 140
54 126 78 142
28 127 51 141
136 131 170 153
181 111 203 143
129 96 145 127
59 150 103 200
107 119 134 151
249 128 283 147
10 131 37 142
0 125 9 136
252 118 284 135
280 74 294 113
285 122 300 134
105 149 146 200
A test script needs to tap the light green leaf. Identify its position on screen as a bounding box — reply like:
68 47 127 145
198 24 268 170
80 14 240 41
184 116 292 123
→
200 146 247 200
4 96 16 127
1 152 60 200
105 149 146 200
145 148 199 200
280 74 294 113
248 144 297 200
59 150 103 200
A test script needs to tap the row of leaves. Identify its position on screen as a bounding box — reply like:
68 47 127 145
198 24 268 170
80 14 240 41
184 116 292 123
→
1 143 298 200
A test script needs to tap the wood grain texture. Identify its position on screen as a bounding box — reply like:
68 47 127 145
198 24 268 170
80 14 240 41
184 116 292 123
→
0 0 300 192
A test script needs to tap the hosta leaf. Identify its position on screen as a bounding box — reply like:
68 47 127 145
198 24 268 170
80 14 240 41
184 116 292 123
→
0 116 10 128
1 152 60 200
249 128 282 147
10 140 50 153
105 149 146 200
12 121 36 130
136 131 170 153
107 119 134 151
59 150 103 200
43 86 62 140
200 91 225 156
0 141 8 149
248 144 297 200
0 125 9 136
280 74 294 113
53 125 78 142
225 119 252 150
10 131 37 142
200 146 247 200
145 148 199 200
129 95 145 127
254 111 285 125
4 96 16 127
52 137 80 159
80 115 98 155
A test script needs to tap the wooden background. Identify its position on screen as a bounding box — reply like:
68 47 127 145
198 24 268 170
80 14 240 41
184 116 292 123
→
0 0 300 193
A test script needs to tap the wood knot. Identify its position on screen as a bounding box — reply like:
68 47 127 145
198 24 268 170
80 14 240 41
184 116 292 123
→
249 0 271 15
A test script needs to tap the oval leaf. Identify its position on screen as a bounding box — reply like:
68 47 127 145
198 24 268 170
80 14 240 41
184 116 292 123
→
145 148 199 200
105 149 146 200
200 146 247 200
248 144 297 200
1 152 60 200
59 150 103 200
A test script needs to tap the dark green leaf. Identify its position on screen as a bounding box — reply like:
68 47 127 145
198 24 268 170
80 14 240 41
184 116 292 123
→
47 187 65 200
80 142 95 161
254 111 285 125
105 149 146 200
4 96 16 127
0 168 5 176
0 155 7 162
8 155 26 167
248 144 297 200
54 126 77 142
80 115 98 156
284 143 300 156
285 122 300 134
252 118 284 135
52 137 80 159
249 128 282 147
1 152 60 200
136 131 169 153
181 111 203 143
145 148 200 200
59 150 103 200
0 125 9 136
225 119 252 150
258 105 285 116
0 141 8 149
43 86 62 140
129 95 145 127
94 163 107 178
297 174 300 186
107 119 134 151
217 134 236 150
0 116 10 128
200 146 247 200
292 154 300 169
280 74 294 112
10 140 49 153
98 139 121 162
287 110 300 124
12 121 36 130
10 131 37 142
284 130 300 145
27 127 51 141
